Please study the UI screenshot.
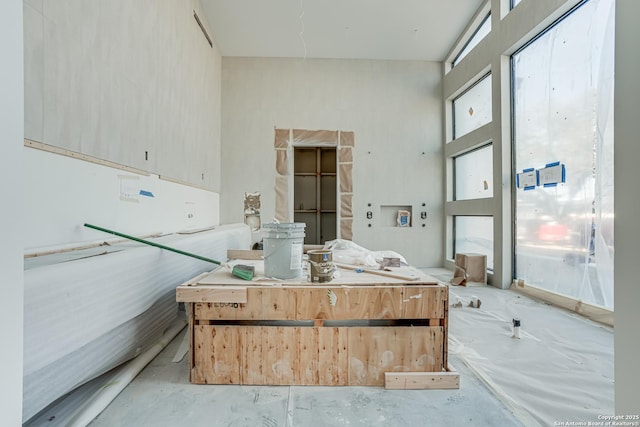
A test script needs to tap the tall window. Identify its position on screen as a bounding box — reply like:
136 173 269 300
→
452 74 492 140
454 145 493 201
512 0 614 308
455 216 494 269
453 13 491 67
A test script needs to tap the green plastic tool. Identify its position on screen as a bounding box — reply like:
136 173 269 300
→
83 223 254 280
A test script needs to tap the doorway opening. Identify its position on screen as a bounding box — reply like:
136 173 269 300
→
293 147 337 244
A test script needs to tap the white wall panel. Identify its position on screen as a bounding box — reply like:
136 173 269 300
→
614 0 640 414
23 147 220 251
0 1 23 424
221 58 443 266
24 0 221 191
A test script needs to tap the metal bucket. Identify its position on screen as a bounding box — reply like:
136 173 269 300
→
307 249 334 283
263 223 306 279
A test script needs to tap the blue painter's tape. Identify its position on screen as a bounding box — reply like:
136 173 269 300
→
544 183 557 188
561 164 566 183
536 170 540 186
545 161 560 167
139 190 154 197
524 186 535 191
516 174 520 188
523 167 534 173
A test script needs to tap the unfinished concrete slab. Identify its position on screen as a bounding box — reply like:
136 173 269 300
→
85 331 522 427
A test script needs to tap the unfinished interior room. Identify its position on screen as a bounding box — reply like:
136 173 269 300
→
2 0 639 425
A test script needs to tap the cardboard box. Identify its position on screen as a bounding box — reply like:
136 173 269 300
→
453 253 487 286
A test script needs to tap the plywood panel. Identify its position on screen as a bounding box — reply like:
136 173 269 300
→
347 327 443 386
195 288 296 320
297 328 320 385
296 287 405 320
401 287 447 319
384 371 460 390
318 327 349 385
192 326 241 384
347 287 404 319
296 288 343 320
242 326 264 384
262 327 298 385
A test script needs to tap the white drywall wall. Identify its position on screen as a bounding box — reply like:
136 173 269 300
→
24 0 222 190
0 0 23 424
614 0 640 414
220 58 443 267
23 0 223 249
23 147 220 251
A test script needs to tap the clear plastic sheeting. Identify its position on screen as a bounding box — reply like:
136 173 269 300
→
512 0 614 309
445 282 614 426
22 224 250 422
323 239 408 267
421 267 614 425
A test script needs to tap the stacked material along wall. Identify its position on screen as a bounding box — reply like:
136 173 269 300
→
23 224 250 422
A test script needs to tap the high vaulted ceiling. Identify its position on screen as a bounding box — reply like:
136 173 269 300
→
200 0 484 61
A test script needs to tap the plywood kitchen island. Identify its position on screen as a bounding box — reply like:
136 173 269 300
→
176 259 457 389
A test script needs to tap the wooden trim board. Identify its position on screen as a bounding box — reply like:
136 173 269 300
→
512 281 613 327
335 263 420 281
384 366 460 390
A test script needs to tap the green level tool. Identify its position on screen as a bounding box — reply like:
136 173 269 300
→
83 223 254 280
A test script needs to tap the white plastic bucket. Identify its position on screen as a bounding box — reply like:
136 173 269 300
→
263 223 306 279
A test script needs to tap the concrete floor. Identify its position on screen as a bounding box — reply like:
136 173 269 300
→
28 267 612 426
84 268 523 427
88 332 522 427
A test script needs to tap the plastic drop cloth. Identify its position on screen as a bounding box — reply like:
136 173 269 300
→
441 275 614 426
323 239 408 267
512 0 615 309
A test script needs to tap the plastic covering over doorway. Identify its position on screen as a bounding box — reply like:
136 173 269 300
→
512 0 614 309
274 129 354 240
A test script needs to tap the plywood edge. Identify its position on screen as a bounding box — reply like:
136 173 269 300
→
335 263 422 282
511 282 613 327
384 370 460 390
176 286 248 303
227 249 263 260
177 271 212 288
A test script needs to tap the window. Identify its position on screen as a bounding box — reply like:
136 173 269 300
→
452 13 491 67
452 74 492 140
454 145 493 201
511 0 522 9
454 216 494 269
512 0 614 308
